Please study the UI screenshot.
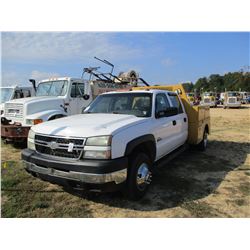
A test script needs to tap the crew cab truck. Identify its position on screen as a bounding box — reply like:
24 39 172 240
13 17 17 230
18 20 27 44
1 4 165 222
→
1 76 131 143
0 85 34 116
21 84 210 200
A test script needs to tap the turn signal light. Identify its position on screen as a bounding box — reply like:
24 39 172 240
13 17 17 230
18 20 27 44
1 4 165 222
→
33 119 43 125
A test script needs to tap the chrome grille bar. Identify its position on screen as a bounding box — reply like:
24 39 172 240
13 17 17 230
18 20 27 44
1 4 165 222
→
34 134 85 159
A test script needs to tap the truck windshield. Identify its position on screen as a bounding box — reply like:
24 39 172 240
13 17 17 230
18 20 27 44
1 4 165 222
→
36 80 68 96
1 88 14 103
228 92 238 97
85 93 152 117
204 93 214 97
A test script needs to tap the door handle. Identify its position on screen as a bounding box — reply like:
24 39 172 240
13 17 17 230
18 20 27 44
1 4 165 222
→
157 137 162 142
184 117 187 122
172 120 176 126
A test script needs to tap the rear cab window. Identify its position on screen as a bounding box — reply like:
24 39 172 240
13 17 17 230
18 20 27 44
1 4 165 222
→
168 92 184 114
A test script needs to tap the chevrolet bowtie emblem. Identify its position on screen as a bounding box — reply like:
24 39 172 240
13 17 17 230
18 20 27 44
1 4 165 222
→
48 141 58 150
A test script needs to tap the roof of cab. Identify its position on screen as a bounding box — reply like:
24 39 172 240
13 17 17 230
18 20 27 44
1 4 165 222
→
39 77 83 83
101 89 174 95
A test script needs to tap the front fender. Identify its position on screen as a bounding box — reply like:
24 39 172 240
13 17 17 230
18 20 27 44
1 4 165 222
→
26 109 67 121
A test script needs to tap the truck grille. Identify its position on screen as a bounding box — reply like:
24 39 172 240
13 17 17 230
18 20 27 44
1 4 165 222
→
35 134 85 159
5 103 24 119
204 98 210 103
228 97 236 104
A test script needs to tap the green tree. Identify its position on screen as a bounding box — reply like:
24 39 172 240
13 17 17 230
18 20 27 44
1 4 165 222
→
194 70 250 92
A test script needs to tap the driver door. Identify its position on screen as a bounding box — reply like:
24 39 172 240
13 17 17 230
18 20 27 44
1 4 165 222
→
68 82 86 115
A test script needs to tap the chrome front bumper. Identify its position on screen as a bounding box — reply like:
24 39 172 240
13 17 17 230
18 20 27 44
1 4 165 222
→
225 103 241 107
24 161 127 185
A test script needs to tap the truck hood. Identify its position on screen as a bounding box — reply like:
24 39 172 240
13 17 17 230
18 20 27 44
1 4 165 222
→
32 113 148 138
5 96 63 105
5 96 65 117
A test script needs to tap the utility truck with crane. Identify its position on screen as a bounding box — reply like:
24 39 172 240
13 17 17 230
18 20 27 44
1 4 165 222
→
22 84 210 200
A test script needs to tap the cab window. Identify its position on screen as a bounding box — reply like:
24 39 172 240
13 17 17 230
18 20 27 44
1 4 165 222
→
71 83 85 98
23 90 31 97
168 93 183 113
155 93 170 114
14 90 23 99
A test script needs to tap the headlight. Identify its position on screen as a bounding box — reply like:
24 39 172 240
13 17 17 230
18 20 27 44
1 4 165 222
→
86 136 111 146
27 129 36 150
83 136 112 159
26 119 43 125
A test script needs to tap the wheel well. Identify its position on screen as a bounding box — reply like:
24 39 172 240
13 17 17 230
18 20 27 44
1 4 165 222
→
130 141 156 163
48 114 65 121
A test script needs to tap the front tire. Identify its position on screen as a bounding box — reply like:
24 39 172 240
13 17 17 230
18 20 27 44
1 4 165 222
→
126 153 152 200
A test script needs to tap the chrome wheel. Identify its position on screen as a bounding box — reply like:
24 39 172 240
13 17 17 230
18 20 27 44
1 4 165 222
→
136 163 152 191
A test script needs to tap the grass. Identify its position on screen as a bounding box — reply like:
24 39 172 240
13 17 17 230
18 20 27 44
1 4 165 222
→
238 183 250 196
1 106 250 217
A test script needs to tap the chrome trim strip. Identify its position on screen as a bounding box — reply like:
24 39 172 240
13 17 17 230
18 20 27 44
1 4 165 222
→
35 151 84 161
35 140 84 149
24 161 127 184
35 133 86 140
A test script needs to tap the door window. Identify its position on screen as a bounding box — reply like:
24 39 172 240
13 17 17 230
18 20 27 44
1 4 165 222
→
168 93 183 113
71 83 85 98
23 90 31 97
14 90 23 99
155 93 170 114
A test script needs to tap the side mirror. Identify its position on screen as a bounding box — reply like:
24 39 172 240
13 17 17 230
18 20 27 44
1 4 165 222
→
83 94 90 100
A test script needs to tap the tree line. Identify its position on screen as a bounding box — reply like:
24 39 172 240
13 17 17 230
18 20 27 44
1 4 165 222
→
183 71 250 93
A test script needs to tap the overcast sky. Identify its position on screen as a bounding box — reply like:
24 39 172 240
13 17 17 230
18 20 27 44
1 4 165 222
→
1 32 249 86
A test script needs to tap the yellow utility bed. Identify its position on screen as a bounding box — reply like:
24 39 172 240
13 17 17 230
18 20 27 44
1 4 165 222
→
133 84 210 145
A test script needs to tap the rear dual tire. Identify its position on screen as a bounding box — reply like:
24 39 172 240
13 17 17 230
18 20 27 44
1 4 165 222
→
198 130 208 151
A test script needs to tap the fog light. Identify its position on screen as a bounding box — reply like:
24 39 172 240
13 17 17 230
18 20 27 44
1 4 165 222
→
83 150 111 159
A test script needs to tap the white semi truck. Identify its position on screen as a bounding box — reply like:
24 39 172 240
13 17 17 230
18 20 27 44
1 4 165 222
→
200 92 217 107
223 91 241 108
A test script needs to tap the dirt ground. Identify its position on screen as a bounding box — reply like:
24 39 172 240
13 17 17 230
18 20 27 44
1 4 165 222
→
1 105 250 217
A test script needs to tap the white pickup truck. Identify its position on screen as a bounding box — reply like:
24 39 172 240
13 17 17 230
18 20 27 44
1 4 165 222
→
22 84 210 200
